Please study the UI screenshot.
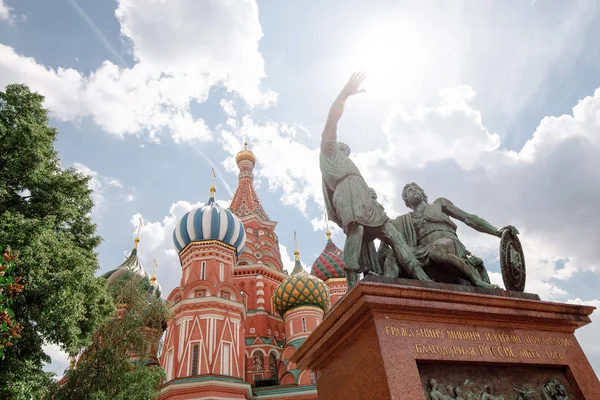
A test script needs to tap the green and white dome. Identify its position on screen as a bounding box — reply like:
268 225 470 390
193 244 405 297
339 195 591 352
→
100 237 162 298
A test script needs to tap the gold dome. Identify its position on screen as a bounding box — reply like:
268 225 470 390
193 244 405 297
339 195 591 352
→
235 141 257 165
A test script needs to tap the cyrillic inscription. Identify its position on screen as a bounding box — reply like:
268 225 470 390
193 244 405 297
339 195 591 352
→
384 325 569 361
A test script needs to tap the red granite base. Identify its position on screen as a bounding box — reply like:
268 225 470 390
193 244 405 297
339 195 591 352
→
292 281 599 400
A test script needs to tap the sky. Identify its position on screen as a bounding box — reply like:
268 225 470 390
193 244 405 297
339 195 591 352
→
1 0 599 379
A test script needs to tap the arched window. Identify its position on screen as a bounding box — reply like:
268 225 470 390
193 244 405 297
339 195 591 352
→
200 261 206 280
310 371 316 385
166 348 174 381
241 291 248 310
253 354 263 371
222 343 231 375
269 353 277 376
301 317 307 333
191 344 199 375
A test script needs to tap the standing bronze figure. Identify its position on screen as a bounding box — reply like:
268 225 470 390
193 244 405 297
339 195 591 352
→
320 73 431 290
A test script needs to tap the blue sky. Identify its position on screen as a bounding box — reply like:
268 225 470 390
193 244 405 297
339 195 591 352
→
1 0 599 377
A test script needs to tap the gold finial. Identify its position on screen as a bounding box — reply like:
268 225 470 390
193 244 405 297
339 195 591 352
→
151 259 158 282
293 231 299 261
235 140 257 165
209 167 216 198
324 213 331 240
134 217 142 248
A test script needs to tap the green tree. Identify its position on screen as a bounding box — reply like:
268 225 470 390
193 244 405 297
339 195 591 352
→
0 246 24 358
0 84 114 399
54 278 168 400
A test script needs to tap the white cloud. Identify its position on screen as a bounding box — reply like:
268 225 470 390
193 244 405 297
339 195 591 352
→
219 116 321 214
122 193 134 202
278 244 296 274
131 201 206 293
220 99 236 118
0 0 11 21
0 0 274 143
220 99 237 128
72 162 129 212
381 86 505 171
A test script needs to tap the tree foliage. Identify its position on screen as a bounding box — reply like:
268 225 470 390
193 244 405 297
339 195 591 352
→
0 84 114 398
54 278 168 400
0 246 24 358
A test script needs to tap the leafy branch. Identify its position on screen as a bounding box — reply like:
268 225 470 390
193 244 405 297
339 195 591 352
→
0 245 24 359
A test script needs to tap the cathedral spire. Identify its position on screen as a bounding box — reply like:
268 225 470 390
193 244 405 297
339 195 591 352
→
151 259 158 284
291 231 304 275
325 213 332 241
134 217 142 249
209 167 216 200
229 141 269 220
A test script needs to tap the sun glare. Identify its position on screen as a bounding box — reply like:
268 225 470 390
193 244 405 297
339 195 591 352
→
341 20 432 98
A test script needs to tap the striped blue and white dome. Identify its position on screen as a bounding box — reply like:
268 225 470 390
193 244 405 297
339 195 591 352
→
173 197 246 256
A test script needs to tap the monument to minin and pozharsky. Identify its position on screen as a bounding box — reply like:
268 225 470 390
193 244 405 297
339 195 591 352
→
292 73 600 399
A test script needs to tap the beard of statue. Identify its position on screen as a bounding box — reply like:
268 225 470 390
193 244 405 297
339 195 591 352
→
402 183 428 208
408 192 424 209
403 185 427 210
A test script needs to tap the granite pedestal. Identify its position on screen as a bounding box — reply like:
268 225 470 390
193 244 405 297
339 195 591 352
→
292 277 599 399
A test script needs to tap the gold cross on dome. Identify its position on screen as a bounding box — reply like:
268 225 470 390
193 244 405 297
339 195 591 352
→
209 167 217 198
153 259 158 277
294 231 298 252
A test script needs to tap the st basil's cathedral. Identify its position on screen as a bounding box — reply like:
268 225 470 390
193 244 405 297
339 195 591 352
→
67 143 349 399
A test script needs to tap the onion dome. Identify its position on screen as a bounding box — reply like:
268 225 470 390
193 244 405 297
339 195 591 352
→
273 234 330 317
173 175 246 256
312 230 345 280
235 141 257 165
100 236 162 298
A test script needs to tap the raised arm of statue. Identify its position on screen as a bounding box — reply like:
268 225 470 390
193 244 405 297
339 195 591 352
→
321 72 366 155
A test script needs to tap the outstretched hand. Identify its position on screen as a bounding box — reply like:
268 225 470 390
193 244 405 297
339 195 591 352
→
497 225 519 237
339 71 366 100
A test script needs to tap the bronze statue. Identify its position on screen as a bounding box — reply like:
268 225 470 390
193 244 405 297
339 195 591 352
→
452 386 465 400
381 182 519 289
542 380 569 400
427 378 452 400
479 385 504 400
320 73 430 289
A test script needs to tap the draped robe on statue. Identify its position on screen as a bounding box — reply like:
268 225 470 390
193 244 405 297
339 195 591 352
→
320 139 385 274
382 198 488 282
392 198 469 264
